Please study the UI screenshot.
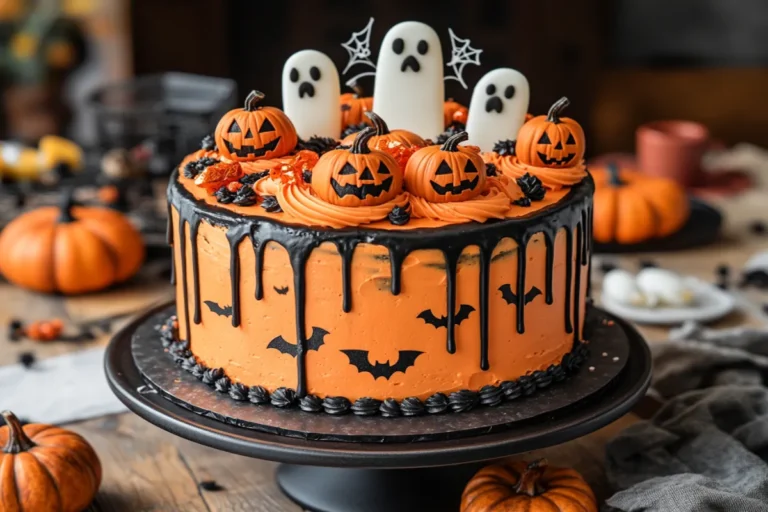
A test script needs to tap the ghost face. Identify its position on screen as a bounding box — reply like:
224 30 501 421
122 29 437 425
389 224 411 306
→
282 49 341 139
466 68 530 152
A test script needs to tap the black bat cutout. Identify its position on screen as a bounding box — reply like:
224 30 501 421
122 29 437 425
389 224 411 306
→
417 304 475 329
498 285 543 306
267 327 328 358
340 350 423 380
273 286 289 295
204 300 232 318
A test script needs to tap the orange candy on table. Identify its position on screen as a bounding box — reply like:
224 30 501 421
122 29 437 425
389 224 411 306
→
24 318 64 342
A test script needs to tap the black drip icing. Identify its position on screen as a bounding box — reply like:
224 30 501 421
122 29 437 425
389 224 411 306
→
168 170 593 397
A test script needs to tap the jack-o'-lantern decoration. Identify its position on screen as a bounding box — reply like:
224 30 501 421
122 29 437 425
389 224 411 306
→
592 162 690 244
444 99 469 127
341 112 426 149
340 83 374 130
311 127 403 207
516 97 585 168
405 131 486 203
215 90 297 162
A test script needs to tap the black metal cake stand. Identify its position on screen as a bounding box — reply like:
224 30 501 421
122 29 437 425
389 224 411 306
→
105 303 652 512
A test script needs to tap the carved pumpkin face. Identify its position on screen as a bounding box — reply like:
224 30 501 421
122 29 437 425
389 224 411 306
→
341 111 427 149
311 128 403 207
340 83 374 130
515 97 585 168
215 90 298 162
404 131 486 203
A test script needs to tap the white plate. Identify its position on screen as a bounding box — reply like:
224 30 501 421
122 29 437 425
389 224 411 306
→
600 277 736 325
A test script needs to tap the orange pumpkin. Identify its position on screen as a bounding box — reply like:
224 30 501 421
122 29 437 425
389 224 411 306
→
461 459 598 512
0 410 102 512
0 190 145 294
444 99 469 127
311 127 403 207
592 162 690 244
215 90 297 161
405 131 486 203
341 111 426 149
516 97 585 168
340 83 374 130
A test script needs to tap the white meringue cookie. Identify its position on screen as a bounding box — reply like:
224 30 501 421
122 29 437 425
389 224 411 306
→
636 267 694 307
602 269 649 307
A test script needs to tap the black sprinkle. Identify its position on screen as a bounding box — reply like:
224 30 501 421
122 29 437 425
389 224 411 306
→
18 351 35 368
261 195 282 213
322 396 352 416
400 397 425 417
199 480 224 492
296 136 339 155
351 397 382 417
425 393 449 414
449 389 479 413
302 170 312 184
485 163 498 177
248 385 270 405
239 171 269 186
716 264 731 277
232 186 257 207
299 394 323 413
200 135 216 152
516 173 546 201
214 376 231 393
379 398 401 418
8 319 22 342
492 139 516 156
388 203 411 226
214 186 235 204
514 197 531 207
270 387 296 408
749 221 766 235
479 385 503 407
228 382 248 401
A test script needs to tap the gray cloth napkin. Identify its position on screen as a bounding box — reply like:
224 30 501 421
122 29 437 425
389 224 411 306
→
604 323 768 512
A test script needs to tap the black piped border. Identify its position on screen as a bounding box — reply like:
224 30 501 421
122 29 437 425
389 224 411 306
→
158 315 589 418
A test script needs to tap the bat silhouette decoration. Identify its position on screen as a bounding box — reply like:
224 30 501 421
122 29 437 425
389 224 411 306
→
204 300 232 318
273 286 289 295
417 305 475 329
498 285 542 306
340 350 424 380
267 327 329 357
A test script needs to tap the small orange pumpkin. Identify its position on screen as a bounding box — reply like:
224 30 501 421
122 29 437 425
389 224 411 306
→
592 162 690 244
339 82 374 130
341 111 426 149
312 127 403 207
444 99 469 127
461 459 598 512
405 131 486 203
0 410 102 512
516 97 585 168
215 90 297 162
0 190 145 294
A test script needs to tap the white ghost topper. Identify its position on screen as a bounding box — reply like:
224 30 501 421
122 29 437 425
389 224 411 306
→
282 49 341 140
466 68 530 152
373 21 444 139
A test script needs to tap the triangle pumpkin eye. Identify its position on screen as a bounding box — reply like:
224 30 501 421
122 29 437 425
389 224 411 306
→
435 161 453 175
359 168 374 180
464 160 478 173
228 120 241 133
377 161 390 175
245 128 254 138
338 163 358 175
538 132 551 144
566 132 576 144
259 118 275 133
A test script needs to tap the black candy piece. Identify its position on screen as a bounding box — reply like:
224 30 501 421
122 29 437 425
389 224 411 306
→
19 351 35 368
199 480 224 492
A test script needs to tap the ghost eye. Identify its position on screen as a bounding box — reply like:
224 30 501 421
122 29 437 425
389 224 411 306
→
417 40 428 55
392 38 404 55
289 68 299 83
310 66 321 81
486 84 496 95
504 85 515 99
566 133 576 144
538 132 551 144
228 120 241 133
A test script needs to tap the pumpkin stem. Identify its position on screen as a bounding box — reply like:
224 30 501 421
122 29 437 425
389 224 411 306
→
441 131 469 152
244 90 265 112
2 411 35 454
350 81 364 98
365 111 391 136
58 187 77 223
607 162 624 186
546 97 570 124
513 459 548 497
351 127 375 154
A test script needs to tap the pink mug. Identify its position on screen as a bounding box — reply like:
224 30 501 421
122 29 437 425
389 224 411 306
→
636 121 710 187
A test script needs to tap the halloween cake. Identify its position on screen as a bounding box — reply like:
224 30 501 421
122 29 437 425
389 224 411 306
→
164 21 593 417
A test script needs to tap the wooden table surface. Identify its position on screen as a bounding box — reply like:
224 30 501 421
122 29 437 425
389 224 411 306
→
2 170 767 511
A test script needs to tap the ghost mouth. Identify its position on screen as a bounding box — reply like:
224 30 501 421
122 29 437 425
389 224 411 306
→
401 55 421 73
224 137 282 158
536 152 576 166
485 96 503 113
430 176 480 196
331 176 393 199
299 82 315 98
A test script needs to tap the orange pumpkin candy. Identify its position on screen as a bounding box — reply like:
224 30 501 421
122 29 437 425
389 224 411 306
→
461 459 598 512
592 162 690 244
341 111 426 149
405 131 486 203
444 99 469 127
311 127 403 207
516 97 585 168
0 410 102 512
0 190 145 294
215 90 297 162
339 83 374 130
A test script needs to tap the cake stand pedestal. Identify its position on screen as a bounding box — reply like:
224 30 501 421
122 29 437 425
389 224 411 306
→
105 305 652 512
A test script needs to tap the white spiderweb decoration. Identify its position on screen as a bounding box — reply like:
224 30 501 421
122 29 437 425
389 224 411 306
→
341 17 376 88
444 28 483 89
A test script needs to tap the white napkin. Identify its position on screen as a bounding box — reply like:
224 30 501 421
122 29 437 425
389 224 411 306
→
1 347 126 425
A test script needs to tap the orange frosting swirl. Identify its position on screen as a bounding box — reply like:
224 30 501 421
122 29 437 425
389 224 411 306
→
485 153 587 191
410 176 523 224
276 183 410 229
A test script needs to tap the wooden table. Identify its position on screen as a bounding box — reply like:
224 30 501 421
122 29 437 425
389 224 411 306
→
2 173 767 511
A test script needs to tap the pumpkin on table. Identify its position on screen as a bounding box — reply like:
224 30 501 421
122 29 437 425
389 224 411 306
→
341 111 427 149
0 410 102 512
311 127 403 207
516 97 585 168
461 459 597 512
339 82 374 130
0 189 145 294
405 131 486 203
592 162 690 244
215 90 298 162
